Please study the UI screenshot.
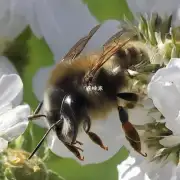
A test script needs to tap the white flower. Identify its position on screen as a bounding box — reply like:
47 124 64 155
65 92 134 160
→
117 153 179 180
0 74 30 152
0 56 18 76
148 58 180 135
117 58 180 180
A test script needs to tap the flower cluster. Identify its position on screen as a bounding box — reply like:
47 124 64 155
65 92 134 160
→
2 0 180 180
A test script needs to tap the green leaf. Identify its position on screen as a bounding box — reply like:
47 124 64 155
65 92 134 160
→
48 170 65 180
82 0 134 22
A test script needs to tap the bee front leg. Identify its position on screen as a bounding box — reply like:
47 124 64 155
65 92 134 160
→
28 101 46 121
72 140 83 145
83 115 108 151
63 142 84 161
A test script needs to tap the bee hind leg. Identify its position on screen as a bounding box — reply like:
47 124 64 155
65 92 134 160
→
83 115 108 151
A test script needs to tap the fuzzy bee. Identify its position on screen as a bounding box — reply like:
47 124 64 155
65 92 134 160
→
27 23 160 161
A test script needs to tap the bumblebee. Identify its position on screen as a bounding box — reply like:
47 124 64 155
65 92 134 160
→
27 22 160 161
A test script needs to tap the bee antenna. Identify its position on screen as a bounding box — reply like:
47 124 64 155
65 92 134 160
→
28 95 68 160
28 118 63 160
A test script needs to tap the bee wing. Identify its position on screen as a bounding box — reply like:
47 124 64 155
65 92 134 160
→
103 29 126 47
83 30 136 83
62 24 101 62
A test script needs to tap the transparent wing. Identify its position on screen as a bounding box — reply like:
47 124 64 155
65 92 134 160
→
83 30 136 84
62 24 101 61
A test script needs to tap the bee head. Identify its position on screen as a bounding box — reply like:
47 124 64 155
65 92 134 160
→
58 92 86 144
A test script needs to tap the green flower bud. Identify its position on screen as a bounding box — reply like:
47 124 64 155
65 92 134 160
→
1 148 49 180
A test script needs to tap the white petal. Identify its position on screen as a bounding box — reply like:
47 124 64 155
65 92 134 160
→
165 114 180 136
142 98 155 110
0 56 18 76
127 0 180 17
159 136 180 147
0 6 27 40
0 74 23 107
0 104 30 141
0 137 8 152
10 0 42 38
148 69 180 119
82 20 121 53
166 58 180 69
34 0 98 61
117 155 150 180
0 102 12 115
118 153 177 180
128 106 154 125
0 0 10 20
47 110 125 165
33 65 54 101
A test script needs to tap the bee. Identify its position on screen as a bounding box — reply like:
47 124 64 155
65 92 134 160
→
28 23 154 161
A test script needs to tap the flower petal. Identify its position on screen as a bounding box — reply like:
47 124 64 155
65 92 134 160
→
35 0 98 61
0 56 18 77
47 110 125 165
128 106 154 125
117 155 150 180
148 65 180 119
118 153 177 180
165 112 180 136
0 137 8 152
0 104 30 141
82 20 121 53
159 135 180 147
127 0 180 17
10 0 42 38
33 65 54 101
0 4 27 40
0 74 23 108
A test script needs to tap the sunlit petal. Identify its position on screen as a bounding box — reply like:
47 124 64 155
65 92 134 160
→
0 104 30 141
0 74 23 108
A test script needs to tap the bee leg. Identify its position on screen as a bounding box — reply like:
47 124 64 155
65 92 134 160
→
117 106 147 157
72 140 83 146
28 114 46 121
28 101 45 121
63 143 84 161
117 92 138 102
83 115 108 151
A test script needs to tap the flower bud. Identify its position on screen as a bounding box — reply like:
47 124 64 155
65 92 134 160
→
1 148 49 180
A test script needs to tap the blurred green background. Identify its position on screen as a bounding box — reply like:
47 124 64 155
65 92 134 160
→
6 0 135 179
